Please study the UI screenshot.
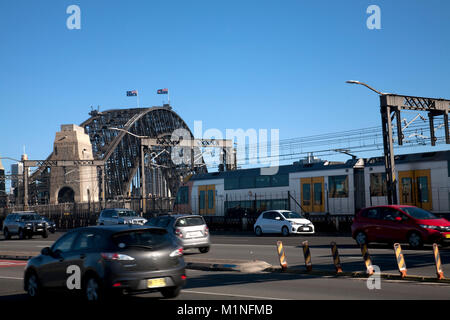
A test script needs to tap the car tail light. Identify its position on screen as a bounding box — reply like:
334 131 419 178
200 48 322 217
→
204 226 209 236
101 253 135 261
175 229 183 238
113 282 122 287
170 247 183 257
181 275 187 280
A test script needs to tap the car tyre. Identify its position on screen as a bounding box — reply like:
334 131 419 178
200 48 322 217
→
408 232 423 249
254 226 262 236
25 271 43 300
199 247 209 253
160 286 181 299
18 229 25 240
84 275 104 302
3 228 11 240
281 226 290 237
355 231 368 245
42 231 48 239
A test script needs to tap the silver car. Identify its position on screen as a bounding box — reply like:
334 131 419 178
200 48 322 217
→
146 214 211 253
2 211 48 239
97 208 147 226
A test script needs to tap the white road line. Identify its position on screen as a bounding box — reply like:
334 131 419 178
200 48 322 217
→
0 276 23 280
181 289 288 300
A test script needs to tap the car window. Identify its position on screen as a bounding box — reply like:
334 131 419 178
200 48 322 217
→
72 231 102 251
362 208 381 220
175 216 205 227
111 229 170 248
262 212 272 219
117 210 138 217
381 208 404 221
272 212 282 220
156 217 171 228
400 207 438 220
280 211 302 219
52 232 78 253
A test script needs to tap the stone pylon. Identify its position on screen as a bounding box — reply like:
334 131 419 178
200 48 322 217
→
49 124 99 204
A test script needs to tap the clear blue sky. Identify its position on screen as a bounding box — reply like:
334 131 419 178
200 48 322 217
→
1 0 449 171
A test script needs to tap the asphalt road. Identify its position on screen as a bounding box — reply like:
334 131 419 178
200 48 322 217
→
0 231 449 277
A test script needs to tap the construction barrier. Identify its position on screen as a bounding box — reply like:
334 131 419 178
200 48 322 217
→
433 243 445 280
360 244 374 275
302 241 312 272
393 243 407 278
276 241 288 271
330 242 343 273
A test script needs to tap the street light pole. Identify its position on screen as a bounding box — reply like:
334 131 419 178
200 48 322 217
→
346 80 398 205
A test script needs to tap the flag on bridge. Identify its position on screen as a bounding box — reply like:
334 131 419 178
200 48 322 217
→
157 88 169 94
126 90 138 96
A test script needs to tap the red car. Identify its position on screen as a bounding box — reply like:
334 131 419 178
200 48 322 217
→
351 205 450 248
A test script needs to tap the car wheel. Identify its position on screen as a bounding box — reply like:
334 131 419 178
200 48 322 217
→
199 247 209 253
408 232 423 249
27 233 33 239
84 275 103 302
42 231 48 239
254 226 262 236
26 271 43 299
281 226 289 237
160 286 181 299
3 228 11 240
18 229 25 240
355 231 368 245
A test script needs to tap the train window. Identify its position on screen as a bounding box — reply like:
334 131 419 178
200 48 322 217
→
239 176 255 189
313 183 322 205
208 189 214 209
302 184 311 206
328 175 348 198
224 177 239 190
417 176 429 203
255 176 271 188
370 173 387 197
199 191 206 209
271 174 289 187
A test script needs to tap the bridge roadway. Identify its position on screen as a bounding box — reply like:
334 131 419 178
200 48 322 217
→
0 232 449 300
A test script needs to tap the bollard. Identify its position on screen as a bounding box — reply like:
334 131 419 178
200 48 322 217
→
302 241 312 272
360 244 374 275
276 241 288 271
393 243 407 278
433 243 445 280
330 242 343 273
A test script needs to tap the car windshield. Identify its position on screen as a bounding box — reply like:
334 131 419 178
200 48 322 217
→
280 211 303 219
21 214 41 221
401 207 438 220
112 229 170 248
175 216 205 227
117 210 138 217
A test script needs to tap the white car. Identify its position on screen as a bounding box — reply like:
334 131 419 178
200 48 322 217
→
253 210 315 236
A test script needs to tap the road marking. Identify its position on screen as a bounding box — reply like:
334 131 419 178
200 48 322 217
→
0 276 23 280
0 260 28 268
182 289 288 300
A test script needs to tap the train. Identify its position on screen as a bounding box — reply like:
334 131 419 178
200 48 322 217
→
173 150 450 217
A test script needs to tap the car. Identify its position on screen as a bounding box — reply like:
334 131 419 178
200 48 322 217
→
41 217 56 233
253 210 315 236
23 225 186 301
146 214 211 253
97 208 147 226
351 205 450 248
2 212 48 240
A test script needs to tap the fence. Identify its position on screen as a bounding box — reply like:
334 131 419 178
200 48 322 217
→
0 196 175 230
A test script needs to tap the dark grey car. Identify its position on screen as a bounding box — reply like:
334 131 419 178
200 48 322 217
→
24 225 186 301
3 212 48 240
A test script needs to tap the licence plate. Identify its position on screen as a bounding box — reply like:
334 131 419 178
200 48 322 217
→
187 231 202 238
147 278 166 288
301 227 311 231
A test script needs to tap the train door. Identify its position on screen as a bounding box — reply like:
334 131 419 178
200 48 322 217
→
198 185 215 215
301 177 324 213
398 170 432 210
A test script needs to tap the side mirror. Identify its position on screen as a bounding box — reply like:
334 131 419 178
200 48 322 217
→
275 217 281 220
41 247 52 256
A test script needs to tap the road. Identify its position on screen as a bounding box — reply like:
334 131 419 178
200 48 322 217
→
0 232 449 301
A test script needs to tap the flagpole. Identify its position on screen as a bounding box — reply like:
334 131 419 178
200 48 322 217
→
137 91 140 108
168 89 170 106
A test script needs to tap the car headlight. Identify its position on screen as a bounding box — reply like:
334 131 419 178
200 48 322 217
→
420 225 438 230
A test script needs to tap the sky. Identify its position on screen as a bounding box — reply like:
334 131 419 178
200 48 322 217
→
0 0 449 175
